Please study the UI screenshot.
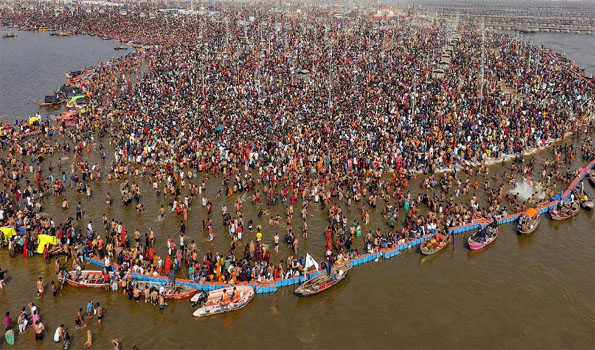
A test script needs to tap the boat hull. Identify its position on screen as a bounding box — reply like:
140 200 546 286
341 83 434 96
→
550 202 580 220
294 264 351 296
420 235 451 255
192 286 254 317
135 281 196 299
517 215 540 235
467 228 498 250
64 270 109 288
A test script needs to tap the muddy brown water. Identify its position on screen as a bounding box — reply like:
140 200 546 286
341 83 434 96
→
0 29 594 349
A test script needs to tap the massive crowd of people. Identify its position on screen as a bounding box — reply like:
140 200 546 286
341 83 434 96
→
0 1 592 345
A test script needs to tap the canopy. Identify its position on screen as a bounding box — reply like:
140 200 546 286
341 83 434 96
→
69 94 87 103
36 234 58 254
0 227 17 241
525 208 538 217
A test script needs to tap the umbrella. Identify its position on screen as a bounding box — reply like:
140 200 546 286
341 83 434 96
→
215 125 224 131
551 194 561 202
525 208 538 217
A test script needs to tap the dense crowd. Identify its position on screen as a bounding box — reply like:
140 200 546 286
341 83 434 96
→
0 1 592 302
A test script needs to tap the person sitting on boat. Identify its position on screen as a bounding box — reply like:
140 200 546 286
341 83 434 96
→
220 289 231 307
230 287 241 304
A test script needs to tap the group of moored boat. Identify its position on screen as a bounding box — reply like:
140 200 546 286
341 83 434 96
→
421 176 593 253
62 263 353 318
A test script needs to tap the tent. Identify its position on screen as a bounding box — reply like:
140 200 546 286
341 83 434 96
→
36 234 58 254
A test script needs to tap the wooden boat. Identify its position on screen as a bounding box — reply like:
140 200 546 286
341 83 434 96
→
135 281 196 300
38 95 64 107
128 41 144 48
114 46 128 51
550 201 580 221
191 285 254 317
294 264 351 296
517 208 540 235
64 71 82 80
467 225 498 250
2 33 16 38
64 270 110 288
50 31 73 37
420 233 451 255
47 245 66 257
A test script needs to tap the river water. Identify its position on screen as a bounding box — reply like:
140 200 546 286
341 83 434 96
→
0 29 593 349
0 29 127 122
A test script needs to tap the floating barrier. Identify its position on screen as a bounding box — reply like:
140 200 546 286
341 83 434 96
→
86 159 593 295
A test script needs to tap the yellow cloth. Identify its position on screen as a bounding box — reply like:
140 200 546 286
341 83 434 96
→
525 208 538 217
36 234 58 254
28 116 40 125
0 227 16 241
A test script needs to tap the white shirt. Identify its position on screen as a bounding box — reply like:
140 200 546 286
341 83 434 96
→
54 327 62 342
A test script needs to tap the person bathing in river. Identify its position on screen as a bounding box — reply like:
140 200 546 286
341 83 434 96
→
36 277 45 297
